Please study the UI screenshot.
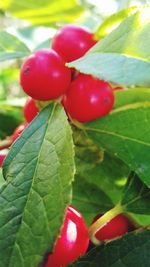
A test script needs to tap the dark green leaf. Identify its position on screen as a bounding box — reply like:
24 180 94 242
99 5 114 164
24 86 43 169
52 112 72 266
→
80 90 150 187
0 103 75 267
0 168 5 187
69 230 150 267
72 130 129 224
74 131 129 201
73 176 113 225
121 172 150 215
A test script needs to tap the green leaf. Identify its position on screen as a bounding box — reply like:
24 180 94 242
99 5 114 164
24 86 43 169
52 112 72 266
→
69 53 150 87
114 88 150 108
68 7 150 87
131 214 150 226
69 229 150 267
0 168 5 187
121 172 150 215
0 103 75 267
96 6 138 38
78 89 150 187
88 7 150 60
72 175 113 225
1 0 84 25
0 31 30 61
72 130 129 224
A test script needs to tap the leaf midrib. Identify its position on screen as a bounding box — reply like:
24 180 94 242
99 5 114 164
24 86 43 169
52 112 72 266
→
85 126 150 148
82 102 150 147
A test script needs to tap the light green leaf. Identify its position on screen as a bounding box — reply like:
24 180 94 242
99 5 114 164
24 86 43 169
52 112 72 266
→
121 172 150 215
131 214 150 226
0 31 30 61
114 88 150 108
89 7 150 60
69 230 150 267
78 89 150 187
69 53 150 87
1 0 84 25
0 103 75 267
96 6 138 38
68 7 150 87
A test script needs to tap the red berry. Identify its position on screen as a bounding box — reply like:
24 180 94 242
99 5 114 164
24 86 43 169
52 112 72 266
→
23 97 39 122
20 49 71 101
0 151 7 167
52 24 97 62
45 206 89 267
92 213 130 241
63 74 114 123
11 122 28 143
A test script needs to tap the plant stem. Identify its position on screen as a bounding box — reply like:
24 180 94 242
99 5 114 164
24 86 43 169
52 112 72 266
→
89 204 123 245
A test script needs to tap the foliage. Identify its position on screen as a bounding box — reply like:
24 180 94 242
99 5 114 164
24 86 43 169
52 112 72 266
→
0 1 150 267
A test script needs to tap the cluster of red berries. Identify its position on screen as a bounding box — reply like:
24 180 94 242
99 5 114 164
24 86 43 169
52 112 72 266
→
19 24 116 123
0 24 129 267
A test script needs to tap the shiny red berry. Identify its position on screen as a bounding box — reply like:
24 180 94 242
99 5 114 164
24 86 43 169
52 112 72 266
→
11 122 28 143
92 213 130 241
23 97 39 122
52 24 97 62
63 74 114 123
45 206 89 267
20 49 71 101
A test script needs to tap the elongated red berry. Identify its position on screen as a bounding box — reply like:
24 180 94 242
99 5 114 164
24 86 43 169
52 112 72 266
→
20 49 71 101
52 24 97 62
45 206 89 267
